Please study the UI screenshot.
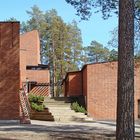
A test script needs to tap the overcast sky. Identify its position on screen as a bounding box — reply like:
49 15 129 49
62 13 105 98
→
0 0 118 47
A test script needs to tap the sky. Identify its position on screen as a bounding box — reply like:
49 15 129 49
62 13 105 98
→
0 0 118 47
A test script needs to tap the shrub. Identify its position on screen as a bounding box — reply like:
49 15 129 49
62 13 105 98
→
28 94 44 103
37 96 44 103
28 94 45 112
71 102 87 114
30 102 45 112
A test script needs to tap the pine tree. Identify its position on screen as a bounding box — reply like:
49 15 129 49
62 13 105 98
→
21 6 84 96
65 0 135 139
86 40 110 63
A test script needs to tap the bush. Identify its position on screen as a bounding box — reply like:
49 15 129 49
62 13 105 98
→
28 94 44 103
28 94 45 112
71 102 87 114
30 102 45 112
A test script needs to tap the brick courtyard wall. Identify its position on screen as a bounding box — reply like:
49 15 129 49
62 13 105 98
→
86 62 140 120
26 70 50 83
64 61 140 120
0 22 20 120
86 62 117 120
65 72 82 97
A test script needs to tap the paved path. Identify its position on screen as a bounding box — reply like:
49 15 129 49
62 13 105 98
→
0 120 139 140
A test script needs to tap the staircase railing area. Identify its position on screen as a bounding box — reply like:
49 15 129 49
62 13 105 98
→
19 84 31 124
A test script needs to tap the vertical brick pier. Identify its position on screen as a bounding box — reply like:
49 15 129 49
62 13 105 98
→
0 22 20 120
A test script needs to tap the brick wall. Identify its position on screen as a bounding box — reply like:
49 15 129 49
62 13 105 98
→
82 66 88 106
26 70 50 83
64 61 140 120
86 62 117 120
86 62 140 120
65 72 82 96
20 30 50 96
20 48 26 85
20 30 41 84
0 22 20 120
20 30 40 66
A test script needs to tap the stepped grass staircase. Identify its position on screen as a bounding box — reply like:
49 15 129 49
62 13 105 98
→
19 84 91 123
44 97 92 123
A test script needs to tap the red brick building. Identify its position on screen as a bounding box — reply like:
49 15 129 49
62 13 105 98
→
63 62 140 120
0 22 20 120
20 30 50 96
0 23 50 121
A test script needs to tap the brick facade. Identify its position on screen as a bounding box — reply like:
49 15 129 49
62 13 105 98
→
26 70 50 83
20 30 50 96
63 62 140 120
86 62 117 120
64 72 82 97
0 23 50 121
20 30 40 66
0 22 20 120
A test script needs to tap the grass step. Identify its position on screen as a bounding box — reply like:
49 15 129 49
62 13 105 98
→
45 105 71 108
45 102 71 105
50 112 86 116
44 102 70 105
49 110 75 113
47 107 71 109
43 97 88 122
45 102 71 104
45 97 68 101
52 115 87 118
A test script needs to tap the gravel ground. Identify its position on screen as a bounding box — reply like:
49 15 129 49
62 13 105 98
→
0 120 139 140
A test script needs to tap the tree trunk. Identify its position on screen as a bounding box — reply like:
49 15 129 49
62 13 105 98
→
51 61 55 97
116 0 134 139
51 41 55 97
